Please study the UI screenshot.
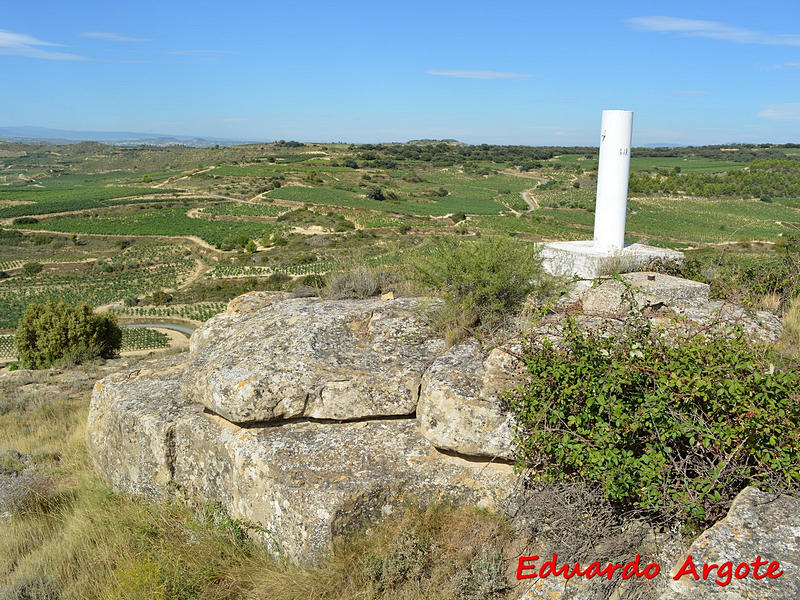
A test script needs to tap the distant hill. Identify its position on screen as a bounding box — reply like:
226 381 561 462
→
0 126 252 148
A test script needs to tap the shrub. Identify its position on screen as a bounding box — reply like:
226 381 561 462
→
410 235 557 344
15 302 122 369
366 186 385 201
23 262 43 275
12 217 38 225
324 266 391 299
508 313 800 529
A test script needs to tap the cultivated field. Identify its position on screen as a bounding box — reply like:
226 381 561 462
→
1 139 799 351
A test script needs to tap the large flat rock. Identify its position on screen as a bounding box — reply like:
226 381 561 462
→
184 296 446 423
87 356 518 562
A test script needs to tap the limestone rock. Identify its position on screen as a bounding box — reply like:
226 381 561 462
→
417 340 523 460
580 272 709 316
184 296 446 423
86 355 518 562
667 301 783 344
189 291 291 353
85 354 199 499
658 487 800 600
518 487 800 600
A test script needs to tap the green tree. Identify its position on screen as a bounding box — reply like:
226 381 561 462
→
15 302 122 369
366 186 385 201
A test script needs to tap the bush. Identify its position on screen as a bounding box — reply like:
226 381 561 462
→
410 235 556 344
366 186 385 201
508 313 800 528
15 302 122 369
324 266 392 299
23 262 43 275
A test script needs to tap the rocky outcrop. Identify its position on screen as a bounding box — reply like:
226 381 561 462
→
519 487 800 600
86 279 789 567
417 340 523 460
563 272 782 343
580 272 709 315
658 487 800 600
87 351 517 561
184 295 445 422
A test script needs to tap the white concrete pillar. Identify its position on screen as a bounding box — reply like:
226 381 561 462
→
593 110 633 251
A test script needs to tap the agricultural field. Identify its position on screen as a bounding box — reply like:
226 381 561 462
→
1 138 798 350
119 327 170 352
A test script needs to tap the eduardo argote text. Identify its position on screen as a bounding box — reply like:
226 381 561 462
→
517 553 784 587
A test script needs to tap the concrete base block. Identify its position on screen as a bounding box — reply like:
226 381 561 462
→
540 240 684 279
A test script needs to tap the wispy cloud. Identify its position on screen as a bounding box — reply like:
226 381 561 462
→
626 16 800 46
0 29 87 60
168 50 231 56
426 69 533 79
671 89 711 95
80 31 151 42
774 61 800 69
757 103 800 121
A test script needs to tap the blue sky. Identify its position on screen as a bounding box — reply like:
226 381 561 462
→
2 0 800 145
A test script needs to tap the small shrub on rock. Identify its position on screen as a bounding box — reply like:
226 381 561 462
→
411 235 557 344
508 313 800 529
15 302 122 369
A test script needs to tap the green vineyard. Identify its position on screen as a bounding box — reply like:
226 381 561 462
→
120 328 170 351
0 335 15 360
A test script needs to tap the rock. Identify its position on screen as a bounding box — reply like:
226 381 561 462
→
667 301 783 344
86 354 199 499
417 340 523 460
87 355 519 562
184 296 445 423
518 487 800 600
580 272 709 316
658 487 800 600
189 291 291 353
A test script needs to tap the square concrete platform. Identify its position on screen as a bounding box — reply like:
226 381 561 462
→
539 240 684 279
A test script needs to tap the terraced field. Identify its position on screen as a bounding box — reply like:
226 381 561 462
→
1 138 798 351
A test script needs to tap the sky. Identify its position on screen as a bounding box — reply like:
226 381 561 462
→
2 0 800 145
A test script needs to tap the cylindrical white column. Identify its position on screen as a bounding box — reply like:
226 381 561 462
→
593 110 633 251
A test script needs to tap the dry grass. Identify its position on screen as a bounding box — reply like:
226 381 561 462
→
778 296 800 360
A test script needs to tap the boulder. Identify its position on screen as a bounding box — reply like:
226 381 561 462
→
417 340 524 460
86 354 199 499
658 487 800 600
87 355 519 562
184 296 446 423
580 272 709 316
518 487 800 600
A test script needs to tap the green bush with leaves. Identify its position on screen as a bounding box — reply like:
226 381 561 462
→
15 301 122 369
411 235 556 344
508 314 800 528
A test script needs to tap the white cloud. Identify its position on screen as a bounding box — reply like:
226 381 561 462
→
81 32 151 42
775 61 800 69
671 90 711 95
426 69 532 79
626 16 800 46
0 29 87 60
757 103 800 121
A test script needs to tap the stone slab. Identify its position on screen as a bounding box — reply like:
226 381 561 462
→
540 240 684 279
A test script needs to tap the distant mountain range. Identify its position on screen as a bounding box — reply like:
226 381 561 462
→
0 126 252 147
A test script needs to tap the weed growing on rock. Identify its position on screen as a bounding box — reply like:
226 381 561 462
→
410 235 559 344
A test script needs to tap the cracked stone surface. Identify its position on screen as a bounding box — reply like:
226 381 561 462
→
86 354 518 561
417 339 523 460
183 295 446 423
